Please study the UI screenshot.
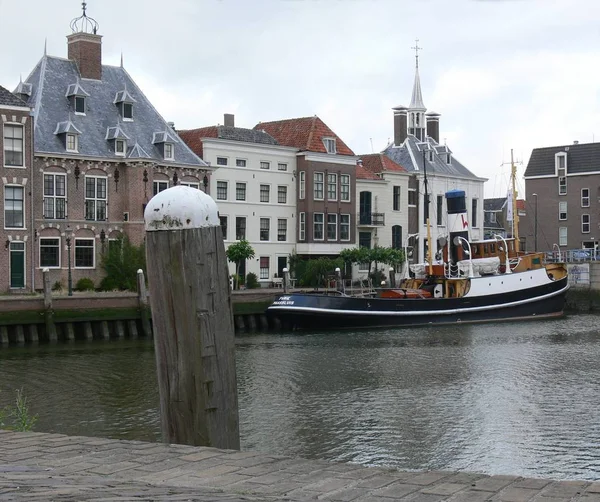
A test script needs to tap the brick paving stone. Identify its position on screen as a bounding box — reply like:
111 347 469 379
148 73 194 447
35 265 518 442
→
447 489 496 502
179 449 227 462
472 476 519 492
540 480 590 498
303 476 357 493
321 487 371 501
588 482 600 493
374 481 422 498
443 472 488 485
420 482 469 495
85 460 142 475
188 463 241 478
134 457 189 472
356 474 399 489
511 478 552 490
490 486 538 501
579 495 600 502
402 472 452 486
402 493 448 502
531 497 572 502
245 471 296 485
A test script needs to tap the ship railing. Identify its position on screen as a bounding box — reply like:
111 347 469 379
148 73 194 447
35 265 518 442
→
444 262 461 279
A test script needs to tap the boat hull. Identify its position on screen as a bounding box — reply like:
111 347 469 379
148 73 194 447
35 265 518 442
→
267 274 569 330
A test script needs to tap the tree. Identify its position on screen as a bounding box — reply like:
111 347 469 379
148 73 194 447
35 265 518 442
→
225 240 255 289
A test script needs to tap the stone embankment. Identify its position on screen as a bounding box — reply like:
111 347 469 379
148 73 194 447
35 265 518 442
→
1 430 599 501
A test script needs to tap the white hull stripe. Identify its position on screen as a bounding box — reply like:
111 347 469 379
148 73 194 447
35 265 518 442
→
269 284 570 317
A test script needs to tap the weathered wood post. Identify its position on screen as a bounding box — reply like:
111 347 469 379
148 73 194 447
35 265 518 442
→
389 267 396 288
137 269 152 338
43 269 57 342
335 267 342 292
144 186 240 449
283 267 289 294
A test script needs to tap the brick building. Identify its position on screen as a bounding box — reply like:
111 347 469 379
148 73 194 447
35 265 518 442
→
7 6 208 292
0 85 34 291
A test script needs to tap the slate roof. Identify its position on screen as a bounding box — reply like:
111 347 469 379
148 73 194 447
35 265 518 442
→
254 116 355 156
357 153 407 180
484 197 506 212
0 85 28 108
19 56 206 167
524 142 600 177
383 135 482 180
178 125 279 160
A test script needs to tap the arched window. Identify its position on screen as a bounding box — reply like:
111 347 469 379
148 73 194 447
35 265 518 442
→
392 225 402 250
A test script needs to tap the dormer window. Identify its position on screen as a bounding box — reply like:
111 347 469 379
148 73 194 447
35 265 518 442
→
74 96 86 115
323 137 336 154
428 151 434 162
164 143 174 161
115 139 126 157
66 133 78 153
446 153 452 164
122 102 133 121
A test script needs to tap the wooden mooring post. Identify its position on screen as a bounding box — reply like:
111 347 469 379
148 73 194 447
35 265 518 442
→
43 269 57 342
144 186 240 449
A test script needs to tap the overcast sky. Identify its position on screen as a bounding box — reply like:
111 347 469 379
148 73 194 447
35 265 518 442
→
2 0 599 198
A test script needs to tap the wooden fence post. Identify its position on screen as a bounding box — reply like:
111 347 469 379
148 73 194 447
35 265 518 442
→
389 267 396 288
144 186 240 449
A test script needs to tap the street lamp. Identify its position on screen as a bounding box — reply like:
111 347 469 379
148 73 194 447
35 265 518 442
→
532 193 538 252
65 225 73 296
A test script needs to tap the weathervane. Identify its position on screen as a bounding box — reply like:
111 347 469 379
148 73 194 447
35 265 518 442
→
411 38 421 69
70 1 99 34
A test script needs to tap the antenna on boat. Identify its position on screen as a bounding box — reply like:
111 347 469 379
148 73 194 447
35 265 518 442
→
501 149 522 252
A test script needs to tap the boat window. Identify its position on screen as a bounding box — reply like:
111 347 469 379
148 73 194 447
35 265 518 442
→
483 244 489 255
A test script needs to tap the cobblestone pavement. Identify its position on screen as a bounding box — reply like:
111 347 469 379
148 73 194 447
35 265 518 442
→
1 430 599 501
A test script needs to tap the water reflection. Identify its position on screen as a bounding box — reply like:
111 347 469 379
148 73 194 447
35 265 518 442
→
1 315 600 479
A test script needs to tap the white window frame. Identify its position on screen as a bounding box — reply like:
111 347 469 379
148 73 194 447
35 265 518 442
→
43 173 67 219
314 172 324 200
74 238 95 269
219 215 228 240
39 237 61 269
66 133 78 153
3 124 25 168
555 152 567 174
153 180 169 196
260 161 270 170
327 173 338 201
277 218 287 242
235 182 246 201
115 139 126 157
393 186 401 212
260 184 270 203
278 163 288 171
217 181 228 200
235 216 246 240
559 201 567 221
559 227 567 246
327 213 337 241
85 176 107 222
260 217 270 241
313 213 324 241
408 189 417 207
340 174 350 202
164 143 174 160
340 214 350 241
582 214 591 233
278 185 287 204
74 96 86 115
323 137 336 154
299 212 306 241
299 171 306 200
581 188 590 208
4 185 24 229
259 256 270 280
180 182 199 189
236 158 247 167
216 156 228 166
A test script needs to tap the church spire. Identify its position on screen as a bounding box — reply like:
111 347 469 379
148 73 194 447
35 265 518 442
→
409 39 425 111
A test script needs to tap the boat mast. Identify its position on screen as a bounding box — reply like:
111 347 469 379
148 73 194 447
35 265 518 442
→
511 148 519 252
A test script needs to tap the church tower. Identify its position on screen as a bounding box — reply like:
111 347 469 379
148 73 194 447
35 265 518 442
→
407 40 426 141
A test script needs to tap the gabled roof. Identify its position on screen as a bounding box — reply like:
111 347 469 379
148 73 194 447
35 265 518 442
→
383 135 482 180
106 125 130 141
19 55 206 167
525 142 600 177
0 85 28 108
356 164 381 180
484 197 506 211
254 116 355 156
179 125 279 160
358 153 408 175
54 120 82 135
65 82 90 97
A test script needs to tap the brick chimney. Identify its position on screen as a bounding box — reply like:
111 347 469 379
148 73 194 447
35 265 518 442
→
392 106 408 146
67 32 102 80
426 112 441 144
224 113 235 127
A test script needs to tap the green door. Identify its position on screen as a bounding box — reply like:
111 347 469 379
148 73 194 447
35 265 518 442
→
10 242 25 289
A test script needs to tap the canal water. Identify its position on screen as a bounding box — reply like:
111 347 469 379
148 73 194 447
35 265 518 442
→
1 314 599 480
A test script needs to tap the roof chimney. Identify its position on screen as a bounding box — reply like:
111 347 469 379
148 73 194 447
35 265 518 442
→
67 4 102 80
224 113 235 127
392 106 408 146
426 112 441 144
574 140 579 145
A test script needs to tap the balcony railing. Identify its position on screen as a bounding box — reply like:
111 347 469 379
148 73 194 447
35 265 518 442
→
358 212 385 226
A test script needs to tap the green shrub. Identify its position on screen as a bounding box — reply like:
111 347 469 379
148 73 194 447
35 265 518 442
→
100 236 146 291
75 277 95 291
246 272 260 289
0 389 38 432
51 281 63 292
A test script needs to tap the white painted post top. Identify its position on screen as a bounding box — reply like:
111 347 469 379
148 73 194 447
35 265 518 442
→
144 186 220 231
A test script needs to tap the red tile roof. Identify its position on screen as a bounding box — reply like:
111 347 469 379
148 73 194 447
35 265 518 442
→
254 116 355 156
356 164 380 180
358 153 407 175
178 126 219 159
